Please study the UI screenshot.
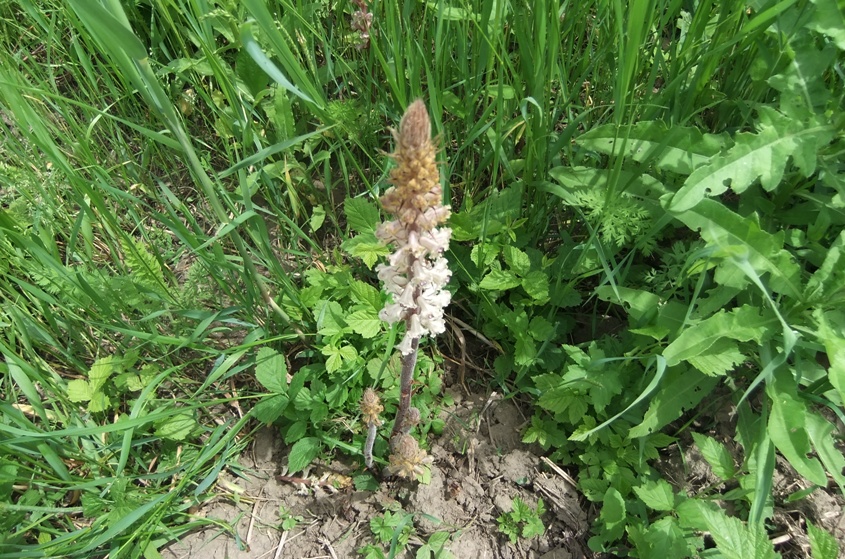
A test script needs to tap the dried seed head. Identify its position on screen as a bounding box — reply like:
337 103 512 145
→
360 388 383 427
386 434 431 479
380 99 448 231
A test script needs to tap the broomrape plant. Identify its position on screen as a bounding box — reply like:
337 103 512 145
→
361 100 452 478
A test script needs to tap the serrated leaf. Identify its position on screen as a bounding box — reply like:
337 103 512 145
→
692 432 736 480
669 107 835 212
687 341 745 376
629 367 720 438
768 385 828 486
284 420 307 444
120 236 166 292
521 271 549 301
287 437 320 474
155 411 196 441
641 516 693 558
807 520 839 559
678 500 777 559
633 479 676 511
67 379 92 402
663 306 768 368
528 316 554 341
344 197 380 234
503 246 531 275
815 310 845 408
347 308 381 338
479 269 520 290
808 0 845 50
665 198 802 298
342 233 390 268
87 391 110 413
576 121 727 174
89 356 119 394
349 280 383 311
252 394 288 424
599 488 626 540
255 347 288 393
314 300 348 336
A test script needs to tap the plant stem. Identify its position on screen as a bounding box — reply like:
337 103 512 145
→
390 336 419 445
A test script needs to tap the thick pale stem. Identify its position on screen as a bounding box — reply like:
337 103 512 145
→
364 422 377 468
390 336 419 445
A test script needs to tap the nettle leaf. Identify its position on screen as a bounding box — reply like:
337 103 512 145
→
678 500 777 559
342 233 390 269
667 199 802 298
807 520 840 559
503 245 531 275
479 269 520 290
808 0 845 50
629 367 720 438
692 432 736 480
576 121 727 174
287 437 320 474
347 308 381 339
255 347 288 393
669 107 836 212
768 383 828 486
663 305 768 370
344 197 380 234
633 479 676 511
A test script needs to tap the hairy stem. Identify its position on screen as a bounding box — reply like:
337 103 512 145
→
390 336 419 445
364 422 378 468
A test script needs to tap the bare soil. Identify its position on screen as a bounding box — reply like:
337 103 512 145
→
162 391 845 559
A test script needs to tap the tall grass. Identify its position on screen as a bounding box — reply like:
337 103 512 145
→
2 0 841 556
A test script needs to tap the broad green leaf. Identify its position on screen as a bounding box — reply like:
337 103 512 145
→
666 198 802 298
236 46 269 96
669 107 834 212
349 280 383 311
768 41 836 119
479 269 520 290
815 310 845 406
284 420 308 444
87 391 110 413
255 347 288 393
342 233 390 268
347 308 381 338
633 479 676 511
596 286 660 325
503 245 531 275
344 197 380 234
252 394 288 424
768 384 828 486
692 432 736 480
287 437 320 474
521 271 550 301
67 379 92 403
804 411 845 492
154 411 196 441
599 488 626 540
576 121 726 174
808 0 845 50
663 306 769 368
89 356 120 394
805 232 845 302
629 367 720 438
807 520 839 559
314 300 349 336
677 500 777 559
640 517 692 558
686 341 745 376
528 316 554 341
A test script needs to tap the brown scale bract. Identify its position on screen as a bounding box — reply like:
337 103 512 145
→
380 100 446 231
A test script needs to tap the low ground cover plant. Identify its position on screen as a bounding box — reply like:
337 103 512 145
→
1 0 843 557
